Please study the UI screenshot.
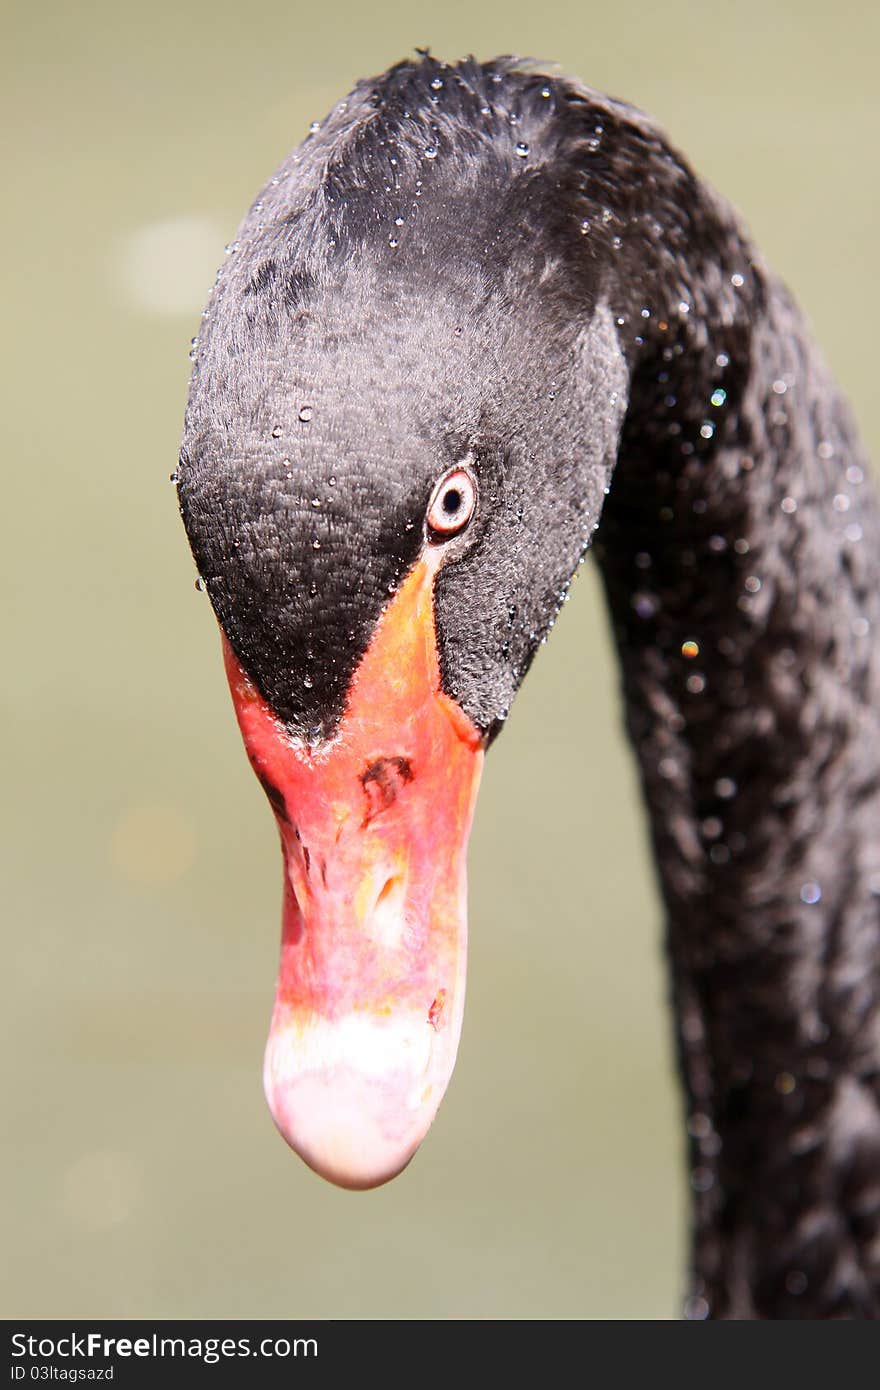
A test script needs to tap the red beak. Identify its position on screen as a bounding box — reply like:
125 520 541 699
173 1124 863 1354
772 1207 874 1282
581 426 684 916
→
223 556 485 1188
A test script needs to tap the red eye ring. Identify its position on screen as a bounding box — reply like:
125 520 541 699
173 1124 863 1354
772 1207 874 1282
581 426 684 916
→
426 466 478 540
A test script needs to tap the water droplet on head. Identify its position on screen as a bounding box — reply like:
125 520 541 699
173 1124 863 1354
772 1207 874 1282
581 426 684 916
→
731 272 745 288
309 120 320 133
424 145 438 160
800 882 822 905
781 496 797 514
681 639 700 659
303 674 313 689
430 77 443 90
194 576 206 593
312 538 321 550
515 141 529 158
298 405 313 423
271 425 282 439
710 388 726 407
389 237 399 248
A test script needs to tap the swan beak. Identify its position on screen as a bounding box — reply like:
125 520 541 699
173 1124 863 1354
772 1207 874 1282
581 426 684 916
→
222 557 485 1189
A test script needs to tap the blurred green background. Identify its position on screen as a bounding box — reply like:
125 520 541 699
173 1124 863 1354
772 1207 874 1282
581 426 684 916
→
3 0 877 1320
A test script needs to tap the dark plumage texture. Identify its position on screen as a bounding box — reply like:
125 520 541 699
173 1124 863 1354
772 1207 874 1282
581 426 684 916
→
178 54 880 1317
179 57 626 739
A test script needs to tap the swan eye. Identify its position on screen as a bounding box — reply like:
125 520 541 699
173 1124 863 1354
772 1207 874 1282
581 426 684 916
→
426 466 477 540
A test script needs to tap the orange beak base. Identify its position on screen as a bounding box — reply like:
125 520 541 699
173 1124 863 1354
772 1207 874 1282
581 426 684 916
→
223 556 485 1189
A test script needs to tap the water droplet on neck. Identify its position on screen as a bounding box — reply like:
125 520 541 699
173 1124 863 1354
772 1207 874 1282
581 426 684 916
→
194 576 206 592
298 405 313 423
515 141 529 158
424 145 438 160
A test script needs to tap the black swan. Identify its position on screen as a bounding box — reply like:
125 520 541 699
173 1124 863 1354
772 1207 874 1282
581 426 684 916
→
177 54 880 1319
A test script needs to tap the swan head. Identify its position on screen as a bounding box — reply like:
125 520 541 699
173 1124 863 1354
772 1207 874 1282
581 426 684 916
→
177 55 629 1187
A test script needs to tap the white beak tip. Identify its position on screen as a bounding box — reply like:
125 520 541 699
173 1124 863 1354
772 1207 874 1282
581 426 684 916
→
265 1065 433 1190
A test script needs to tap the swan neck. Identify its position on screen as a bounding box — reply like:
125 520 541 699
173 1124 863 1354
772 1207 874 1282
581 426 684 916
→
596 270 880 1318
